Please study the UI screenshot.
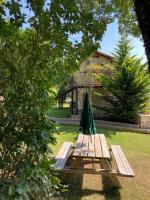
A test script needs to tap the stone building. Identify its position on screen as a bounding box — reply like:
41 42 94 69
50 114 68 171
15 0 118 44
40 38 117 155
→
67 51 115 118
57 50 150 128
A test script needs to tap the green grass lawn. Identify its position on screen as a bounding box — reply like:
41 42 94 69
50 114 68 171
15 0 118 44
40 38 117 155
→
49 106 71 118
51 125 150 200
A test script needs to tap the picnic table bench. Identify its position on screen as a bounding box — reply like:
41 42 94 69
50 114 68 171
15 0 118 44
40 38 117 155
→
54 133 134 188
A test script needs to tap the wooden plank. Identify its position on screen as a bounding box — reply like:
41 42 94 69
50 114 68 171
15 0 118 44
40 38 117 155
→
81 134 89 156
111 145 127 175
55 142 73 170
99 134 110 159
100 158 121 188
63 168 108 174
88 135 95 157
73 134 84 156
55 142 67 160
116 145 134 176
62 167 131 177
55 142 71 169
95 134 102 158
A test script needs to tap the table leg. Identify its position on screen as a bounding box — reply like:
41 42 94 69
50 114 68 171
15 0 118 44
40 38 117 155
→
100 159 121 188
61 157 83 183
92 158 94 168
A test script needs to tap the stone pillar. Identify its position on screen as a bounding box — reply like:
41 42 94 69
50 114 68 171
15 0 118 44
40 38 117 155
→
138 114 150 129
138 96 150 128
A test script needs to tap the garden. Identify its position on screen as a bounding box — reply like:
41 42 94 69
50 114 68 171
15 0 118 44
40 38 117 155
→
1 1 150 200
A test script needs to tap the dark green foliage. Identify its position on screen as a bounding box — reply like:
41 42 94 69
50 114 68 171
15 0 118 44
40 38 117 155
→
57 76 71 108
97 37 150 123
0 28 64 199
0 0 147 198
0 0 114 199
57 86 67 108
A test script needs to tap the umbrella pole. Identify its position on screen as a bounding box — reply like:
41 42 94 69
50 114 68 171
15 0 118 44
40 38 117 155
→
90 135 92 143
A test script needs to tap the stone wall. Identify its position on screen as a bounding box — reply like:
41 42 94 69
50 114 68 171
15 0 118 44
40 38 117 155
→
138 114 150 128
73 52 115 86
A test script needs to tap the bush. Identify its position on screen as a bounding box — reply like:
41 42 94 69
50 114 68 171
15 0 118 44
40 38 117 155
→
0 157 65 200
0 1 108 199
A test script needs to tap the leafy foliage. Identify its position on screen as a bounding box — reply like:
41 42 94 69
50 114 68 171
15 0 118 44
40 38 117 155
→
56 74 72 108
112 0 140 37
57 86 67 108
0 0 116 199
0 0 146 198
96 37 150 123
0 28 65 198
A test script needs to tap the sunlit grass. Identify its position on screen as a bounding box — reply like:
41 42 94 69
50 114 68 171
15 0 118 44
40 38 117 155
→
51 125 150 200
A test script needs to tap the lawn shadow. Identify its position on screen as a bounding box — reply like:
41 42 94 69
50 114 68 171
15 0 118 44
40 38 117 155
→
62 168 84 200
97 126 126 140
102 175 121 200
60 124 121 140
59 123 124 140
62 175 121 200
63 188 104 200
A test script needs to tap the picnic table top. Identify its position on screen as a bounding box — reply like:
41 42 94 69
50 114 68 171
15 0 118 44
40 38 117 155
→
73 133 110 159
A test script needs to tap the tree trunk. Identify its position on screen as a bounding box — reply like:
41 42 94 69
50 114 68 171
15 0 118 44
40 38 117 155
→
134 0 150 72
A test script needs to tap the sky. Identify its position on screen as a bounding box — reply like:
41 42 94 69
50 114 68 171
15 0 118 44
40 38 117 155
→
20 0 147 62
100 21 147 62
69 21 147 62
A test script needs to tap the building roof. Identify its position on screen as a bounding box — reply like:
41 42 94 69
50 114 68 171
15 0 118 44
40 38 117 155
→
92 51 114 60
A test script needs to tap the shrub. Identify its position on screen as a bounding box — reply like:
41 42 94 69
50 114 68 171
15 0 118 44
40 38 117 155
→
0 26 64 198
0 1 109 199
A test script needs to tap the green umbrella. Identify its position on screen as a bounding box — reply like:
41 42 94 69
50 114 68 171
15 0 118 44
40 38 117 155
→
79 92 96 135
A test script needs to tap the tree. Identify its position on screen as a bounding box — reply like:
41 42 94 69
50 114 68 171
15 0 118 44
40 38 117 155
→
57 86 67 108
133 0 150 72
1 0 150 198
56 74 72 108
96 37 150 123
0 0 115 199
110 0 150 72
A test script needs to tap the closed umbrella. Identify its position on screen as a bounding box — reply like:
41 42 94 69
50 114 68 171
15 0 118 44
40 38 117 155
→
79 92 96 135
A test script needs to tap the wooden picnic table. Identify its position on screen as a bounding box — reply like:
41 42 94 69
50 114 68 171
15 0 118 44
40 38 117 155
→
55 133 134 188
